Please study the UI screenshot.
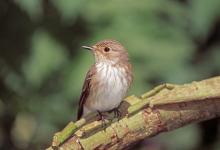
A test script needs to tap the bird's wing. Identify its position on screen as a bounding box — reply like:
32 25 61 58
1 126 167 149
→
77 65 96 120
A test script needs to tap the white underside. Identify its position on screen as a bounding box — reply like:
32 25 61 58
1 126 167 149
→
84 62 129 115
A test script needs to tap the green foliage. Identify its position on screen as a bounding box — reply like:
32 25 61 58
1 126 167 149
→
0 0 220 149
54 0 86 22
15 0 43 20
158 125 200 150
190 0 220 38
22 30 68 88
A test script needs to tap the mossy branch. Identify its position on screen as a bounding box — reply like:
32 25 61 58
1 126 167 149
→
47 76 220 150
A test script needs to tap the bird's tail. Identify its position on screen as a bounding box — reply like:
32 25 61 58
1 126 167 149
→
77 107 83 120
77 106 91 120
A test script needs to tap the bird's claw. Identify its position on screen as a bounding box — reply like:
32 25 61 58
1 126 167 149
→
97 111 108 129
113 108 122 119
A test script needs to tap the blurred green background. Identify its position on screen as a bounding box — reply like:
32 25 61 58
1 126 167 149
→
0 0 220 149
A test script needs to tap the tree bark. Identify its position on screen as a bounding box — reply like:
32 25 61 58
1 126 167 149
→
47 76 220 150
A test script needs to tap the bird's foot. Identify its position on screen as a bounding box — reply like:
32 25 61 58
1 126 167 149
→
107 108 122 121
97 111 108 128
113 108 122 120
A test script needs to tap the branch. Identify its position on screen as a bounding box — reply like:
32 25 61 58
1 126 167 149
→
47 76 220 150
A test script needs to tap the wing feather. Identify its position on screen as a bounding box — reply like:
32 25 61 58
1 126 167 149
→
77 65 96 120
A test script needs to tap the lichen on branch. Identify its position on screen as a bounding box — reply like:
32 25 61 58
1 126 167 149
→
47 76 220 150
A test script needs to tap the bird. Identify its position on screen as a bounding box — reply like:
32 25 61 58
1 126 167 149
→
77 39 133 120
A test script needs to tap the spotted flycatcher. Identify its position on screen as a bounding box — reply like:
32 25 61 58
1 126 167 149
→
77 39 133 120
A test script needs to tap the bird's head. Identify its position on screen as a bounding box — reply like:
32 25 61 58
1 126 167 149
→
82 39 129 64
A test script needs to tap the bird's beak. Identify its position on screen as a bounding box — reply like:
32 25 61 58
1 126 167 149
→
82 46 93 51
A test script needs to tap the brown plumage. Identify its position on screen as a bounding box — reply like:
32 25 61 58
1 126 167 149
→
77 65 96 119
77 39 133 120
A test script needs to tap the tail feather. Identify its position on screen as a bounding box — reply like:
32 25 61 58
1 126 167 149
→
77 106 91 120
77 107 83 120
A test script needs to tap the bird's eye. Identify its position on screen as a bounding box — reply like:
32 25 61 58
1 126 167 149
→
104 47 110 52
